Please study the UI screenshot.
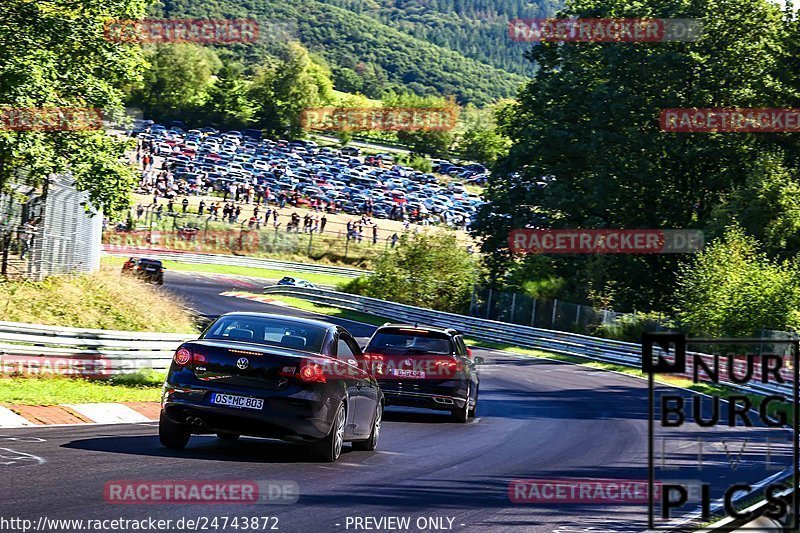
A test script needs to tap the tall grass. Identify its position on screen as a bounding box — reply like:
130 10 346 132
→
0 267 196 333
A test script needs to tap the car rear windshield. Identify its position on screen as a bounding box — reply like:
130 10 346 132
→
139 259 162 267
366 329 453 356
203 316 327 353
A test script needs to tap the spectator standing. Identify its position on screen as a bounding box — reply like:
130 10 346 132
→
198 200 206 216
320 214 327 233
391 233 399 247
136 204 144 219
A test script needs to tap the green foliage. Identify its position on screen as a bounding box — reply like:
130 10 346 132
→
205 64 255 129
477 0 800 311
594 311 672 342
0 0 147 214
674 227 800 337
249 42 335 137
344 231 480 313
709 150 800 259
131 44 222 122
454 103 512 165
383 92 456 156
395 154 432 173
110 369 166 388
147 0 526 105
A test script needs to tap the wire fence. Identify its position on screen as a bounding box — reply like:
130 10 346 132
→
0 176 102 280
469 287 795 342
104 210 404 266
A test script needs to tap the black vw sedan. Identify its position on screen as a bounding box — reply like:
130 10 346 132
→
159 312 383 462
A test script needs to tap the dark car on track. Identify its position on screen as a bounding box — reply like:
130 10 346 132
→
358 324 483 422
121 257 164 285
160 312 384 462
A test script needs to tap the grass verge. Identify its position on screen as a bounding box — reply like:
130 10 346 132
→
0 267 196 332
0 372 164 405
101 255 354 287
265 295 388 326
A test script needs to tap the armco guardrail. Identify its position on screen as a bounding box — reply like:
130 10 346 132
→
262 286 795 398
0 321 195 375
103 246 371 279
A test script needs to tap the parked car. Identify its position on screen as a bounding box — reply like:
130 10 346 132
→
358 323 483 422
159 313 384 462
121 257 165 285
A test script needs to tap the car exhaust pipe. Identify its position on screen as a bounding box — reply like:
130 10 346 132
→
433 397 454 405
185 416 203 426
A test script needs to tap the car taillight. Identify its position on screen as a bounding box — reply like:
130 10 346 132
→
434 359 460 376
174 348 192 365
298 362 327 383
278 361 328 383
363 353 387 375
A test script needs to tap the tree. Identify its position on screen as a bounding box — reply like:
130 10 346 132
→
382 92 458 157
0 0 147 215
455 102 511 165
249 42 334 137
478 0 798 310
131 44 221 123
674 227 800 337
344 231 480 313
205 64 255 130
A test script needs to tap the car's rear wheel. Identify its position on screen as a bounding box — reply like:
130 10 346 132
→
216 432 240 442
159 412 191 449
451 386 470 423
352 402 382 451
313 402 346 462
468 386 479 418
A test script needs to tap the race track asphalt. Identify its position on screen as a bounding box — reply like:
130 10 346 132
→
0 271 793 533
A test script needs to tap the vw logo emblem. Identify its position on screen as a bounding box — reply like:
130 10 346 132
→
236 358 249 370
403 358 413 367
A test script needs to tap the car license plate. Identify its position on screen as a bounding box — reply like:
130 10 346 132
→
392 369 426 379
211 393 264 410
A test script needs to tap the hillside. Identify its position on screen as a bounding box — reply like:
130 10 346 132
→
154 0 546 104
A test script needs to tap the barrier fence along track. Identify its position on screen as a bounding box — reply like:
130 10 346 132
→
0 287 795 529
0 321 192 374
102 247 371 279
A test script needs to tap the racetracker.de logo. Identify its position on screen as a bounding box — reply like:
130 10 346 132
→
300 107 458 132
0 107 102 131
508 18 702 43
103 18 260 44
104 480 299 505
509 478 665 504
661 108 800 132
0 355 110 378
508 229 704 254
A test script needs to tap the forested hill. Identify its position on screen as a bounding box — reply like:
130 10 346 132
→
154 0 555 104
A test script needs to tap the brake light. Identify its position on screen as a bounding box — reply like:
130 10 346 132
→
298 362 327 383
278 361 328 383
434 359 461 376
193 353 206 364
174 348 192 365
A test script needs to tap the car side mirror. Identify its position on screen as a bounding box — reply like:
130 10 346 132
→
474 356 485 365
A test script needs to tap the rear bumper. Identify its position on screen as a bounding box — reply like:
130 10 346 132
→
161 385 334 442
378 381 468 411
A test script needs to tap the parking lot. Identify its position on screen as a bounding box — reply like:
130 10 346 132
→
129 123 489 237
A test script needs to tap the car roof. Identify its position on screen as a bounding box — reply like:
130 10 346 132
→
219 312 337 331
377 323 461 336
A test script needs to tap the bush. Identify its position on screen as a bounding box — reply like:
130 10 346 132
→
594 311 673 342
109 369 166 387
674 227 800 337
346 231 480 313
